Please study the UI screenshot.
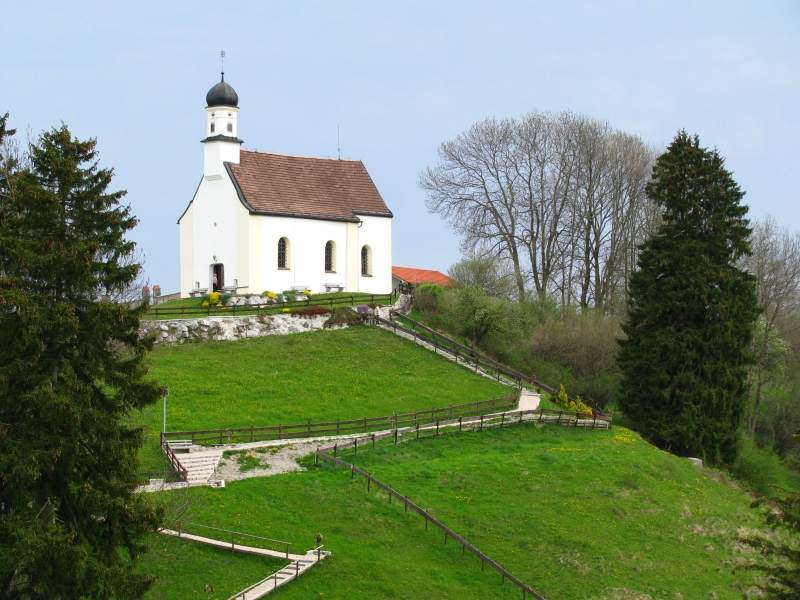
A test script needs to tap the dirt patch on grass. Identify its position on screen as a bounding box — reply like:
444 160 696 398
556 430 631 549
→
215 442 319 481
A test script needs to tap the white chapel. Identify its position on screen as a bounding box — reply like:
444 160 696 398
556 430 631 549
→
178 73 393 298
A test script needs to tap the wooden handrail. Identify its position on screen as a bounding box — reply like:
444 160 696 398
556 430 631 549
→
384 312 611 419
161 395 517 444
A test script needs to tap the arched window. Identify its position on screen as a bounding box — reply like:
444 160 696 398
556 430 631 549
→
277 237 289 269
361 245 372 276
324 241 336 272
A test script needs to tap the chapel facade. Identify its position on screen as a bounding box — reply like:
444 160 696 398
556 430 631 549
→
178 74 393 298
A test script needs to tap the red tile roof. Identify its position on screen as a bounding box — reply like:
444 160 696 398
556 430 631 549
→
226 150 392 222
392 266 453 286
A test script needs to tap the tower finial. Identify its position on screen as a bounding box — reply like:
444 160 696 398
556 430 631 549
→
220 50 226 81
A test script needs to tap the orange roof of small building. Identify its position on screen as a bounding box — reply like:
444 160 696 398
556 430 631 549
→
392 266 453 286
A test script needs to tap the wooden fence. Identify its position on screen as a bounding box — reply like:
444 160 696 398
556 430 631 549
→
146 292 396 320
380 312 611 421
160 395 518 447
315 424 549 600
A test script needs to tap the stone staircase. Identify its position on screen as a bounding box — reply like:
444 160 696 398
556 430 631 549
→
170 446 223 484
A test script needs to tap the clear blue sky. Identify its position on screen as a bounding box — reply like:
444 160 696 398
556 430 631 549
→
4 1 798 291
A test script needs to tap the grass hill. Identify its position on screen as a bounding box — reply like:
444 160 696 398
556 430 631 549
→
137 324 769 598
135 326 508 472
149 424 765 599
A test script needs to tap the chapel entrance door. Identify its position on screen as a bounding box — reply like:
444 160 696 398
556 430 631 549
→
212 263 224 292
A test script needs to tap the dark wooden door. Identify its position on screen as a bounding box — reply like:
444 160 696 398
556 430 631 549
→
212 263 224 291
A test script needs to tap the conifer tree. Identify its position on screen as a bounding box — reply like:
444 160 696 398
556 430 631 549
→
0 117 162 598
617 131 758 465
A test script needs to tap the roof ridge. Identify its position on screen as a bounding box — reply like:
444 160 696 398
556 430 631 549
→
241 148 363 164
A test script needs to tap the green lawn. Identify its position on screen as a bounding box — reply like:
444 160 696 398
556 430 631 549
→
142 424 766 599
136 533 286 599
135 326 509 472
336 425 765 599
149 473 529 599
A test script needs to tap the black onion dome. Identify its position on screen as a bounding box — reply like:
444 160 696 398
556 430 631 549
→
206 75 238 107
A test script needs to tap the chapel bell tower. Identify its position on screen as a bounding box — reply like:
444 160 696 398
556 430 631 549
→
202 69 241 178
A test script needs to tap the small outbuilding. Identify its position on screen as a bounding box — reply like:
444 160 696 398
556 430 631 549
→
391 266 453 292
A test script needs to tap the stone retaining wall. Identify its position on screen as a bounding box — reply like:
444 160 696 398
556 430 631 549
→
140 314 339 345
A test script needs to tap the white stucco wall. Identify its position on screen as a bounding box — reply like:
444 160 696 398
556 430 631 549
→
250 213 392 295
355 214 392 294
253 215 348 294
179 174 249 297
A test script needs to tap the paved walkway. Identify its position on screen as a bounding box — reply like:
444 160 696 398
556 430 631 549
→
159 528 329 599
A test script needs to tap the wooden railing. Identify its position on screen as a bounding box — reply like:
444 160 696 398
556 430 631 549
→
160 395 518 447
146 292 396 320
161 439 188 481
380 312 611 421
174 522 294 558
316 423 549 600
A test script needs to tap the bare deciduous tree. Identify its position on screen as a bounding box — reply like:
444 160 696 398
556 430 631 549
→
422 111 657 309
743 216 800 433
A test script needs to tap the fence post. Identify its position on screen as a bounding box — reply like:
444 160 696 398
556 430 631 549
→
436 420 439 436
416 423 420 439
479 414 483 431
315 449 318 465
372 433 375 449
557 411 563 425
286 542 289 559
459 416 462 432
394 428 398 445
334 443 337 457
501 413 505 427
354 438 358 456
539 408 544 423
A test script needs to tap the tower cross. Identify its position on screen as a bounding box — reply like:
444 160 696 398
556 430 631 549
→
220 50 226 80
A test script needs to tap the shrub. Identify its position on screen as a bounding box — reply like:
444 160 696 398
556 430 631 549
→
219 292 232 305
731 436 789 496
262 290 278 300
282 290 297 302
455 286 504 347
204 291 221 305
414 284 444 313
552 384 593 415
324 308 364 328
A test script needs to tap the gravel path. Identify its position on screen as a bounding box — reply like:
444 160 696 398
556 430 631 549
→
215 441 320 481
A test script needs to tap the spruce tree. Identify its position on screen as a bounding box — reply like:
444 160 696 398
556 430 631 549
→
0 118 162 598
617 131 758 465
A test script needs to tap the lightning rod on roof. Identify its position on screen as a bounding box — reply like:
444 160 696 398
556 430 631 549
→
220 49 226 80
